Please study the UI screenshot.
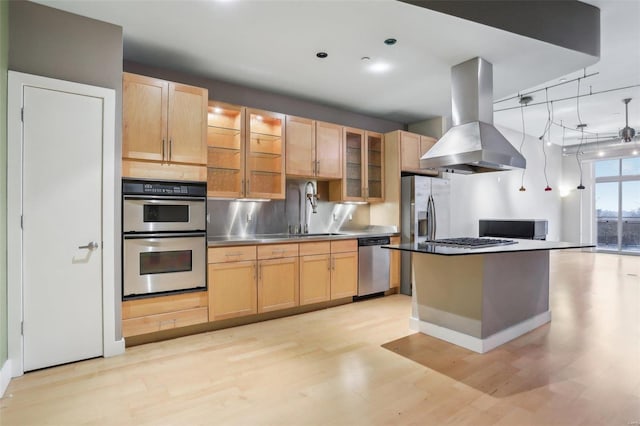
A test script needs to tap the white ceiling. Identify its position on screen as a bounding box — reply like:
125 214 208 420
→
33 0 639 146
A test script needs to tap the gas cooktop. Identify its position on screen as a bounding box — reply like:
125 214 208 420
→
421 237 518 248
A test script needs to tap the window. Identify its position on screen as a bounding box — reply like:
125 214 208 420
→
594 157 640 253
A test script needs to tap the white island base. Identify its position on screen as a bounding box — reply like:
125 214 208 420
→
409 250 552 353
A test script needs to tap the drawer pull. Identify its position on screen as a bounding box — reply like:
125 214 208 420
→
225 252 243 257
272 249 285 254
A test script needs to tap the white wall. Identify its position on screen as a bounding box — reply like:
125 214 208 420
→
446 126 563 240
560 154 595 244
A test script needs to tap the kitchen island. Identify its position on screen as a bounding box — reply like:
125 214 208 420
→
383 239 593 353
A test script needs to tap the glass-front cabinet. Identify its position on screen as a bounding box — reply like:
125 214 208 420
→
206 102 244 198
245 108 285 199
330 128 384 202
366 131 384 202
206 103 285 199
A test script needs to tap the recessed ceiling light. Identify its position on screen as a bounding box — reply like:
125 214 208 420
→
559 78 567 82
368 61 391 73
633 150 639 155
384 38 397 46
598 151 605 157
361 56 371 61
316 52 328 59
213 107 222 114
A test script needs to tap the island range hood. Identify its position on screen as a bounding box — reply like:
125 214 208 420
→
420 57 526 174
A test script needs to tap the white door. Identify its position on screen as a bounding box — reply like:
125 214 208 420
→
22 86 104 371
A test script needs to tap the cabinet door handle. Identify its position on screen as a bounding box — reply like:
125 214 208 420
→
259 264 262 281
247 179 250 194
162 139 165 162
317 161 320 175
327 258 331 271
169 139 173 161
252 263 256 281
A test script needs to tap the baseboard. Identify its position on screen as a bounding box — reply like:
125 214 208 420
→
104 338 126 357
0 359 12 398
410 310 552 353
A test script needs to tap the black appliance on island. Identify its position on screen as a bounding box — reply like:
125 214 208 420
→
479 219 548 240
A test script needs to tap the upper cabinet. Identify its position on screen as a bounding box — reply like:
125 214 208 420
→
329 128 384 202
246 108 285 199
122 72 208 181
386 130 438 175
207 103 285 199
285 116 342 180
206 102 244 198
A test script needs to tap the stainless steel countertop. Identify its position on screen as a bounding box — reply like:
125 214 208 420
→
207 229 398 247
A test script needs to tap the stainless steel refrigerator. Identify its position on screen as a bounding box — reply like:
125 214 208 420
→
400 175 450 295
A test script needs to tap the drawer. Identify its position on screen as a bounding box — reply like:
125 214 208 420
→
299 241 331 256
122 307 209 337
122 291 208 319
258 243 299 260
208 245 257 263
331 239 357 253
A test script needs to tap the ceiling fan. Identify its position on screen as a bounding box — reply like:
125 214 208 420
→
619 98 637 142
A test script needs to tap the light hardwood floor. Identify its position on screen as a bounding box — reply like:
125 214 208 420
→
1 251 639 425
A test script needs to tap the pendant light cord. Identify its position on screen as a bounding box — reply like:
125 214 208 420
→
519 103 526 189
542 89 551 189
576 79 585 189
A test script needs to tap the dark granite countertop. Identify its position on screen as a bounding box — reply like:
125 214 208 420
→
382 239 594 256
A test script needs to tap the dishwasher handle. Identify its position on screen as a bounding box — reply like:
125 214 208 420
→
358 236 391 247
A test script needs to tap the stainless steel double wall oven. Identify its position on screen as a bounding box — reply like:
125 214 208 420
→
122 179 207 298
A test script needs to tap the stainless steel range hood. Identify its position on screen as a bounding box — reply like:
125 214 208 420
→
420 57 526 174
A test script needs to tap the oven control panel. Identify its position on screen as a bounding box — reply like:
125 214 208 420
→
123 179 207 197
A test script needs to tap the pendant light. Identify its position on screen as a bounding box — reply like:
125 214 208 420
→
620 98 636 142
575 79 586 190
541 89 552 191
576 124 587 190
518 95 532 192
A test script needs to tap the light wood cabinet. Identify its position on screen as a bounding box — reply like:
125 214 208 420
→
329 128 384 202
122 291 208 337
286 116 342 180
369 130 439 230
299 241 332 305
207 246 257 321
207 104 285 199
258 249 299 313
389 236 401 289
206 102 244 198
329 239 358 299
123 72 207 180
246 108 285 199
331 251 358 299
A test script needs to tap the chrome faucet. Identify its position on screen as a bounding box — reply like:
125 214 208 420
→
304 181 319 233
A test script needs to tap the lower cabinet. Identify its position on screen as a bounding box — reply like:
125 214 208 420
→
257 244 299 313
300 240 358 302
122 291 208 337
299 242 332 305
208 245 257 321
208 260 257 321
122 238 361 339
330 251 358 299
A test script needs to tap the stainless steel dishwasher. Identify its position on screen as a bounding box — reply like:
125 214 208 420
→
357 236 391 297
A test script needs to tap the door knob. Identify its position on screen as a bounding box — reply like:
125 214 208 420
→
78 241 99 250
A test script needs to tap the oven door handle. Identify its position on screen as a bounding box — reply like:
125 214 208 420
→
123 232 206 240
123 195 206 202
